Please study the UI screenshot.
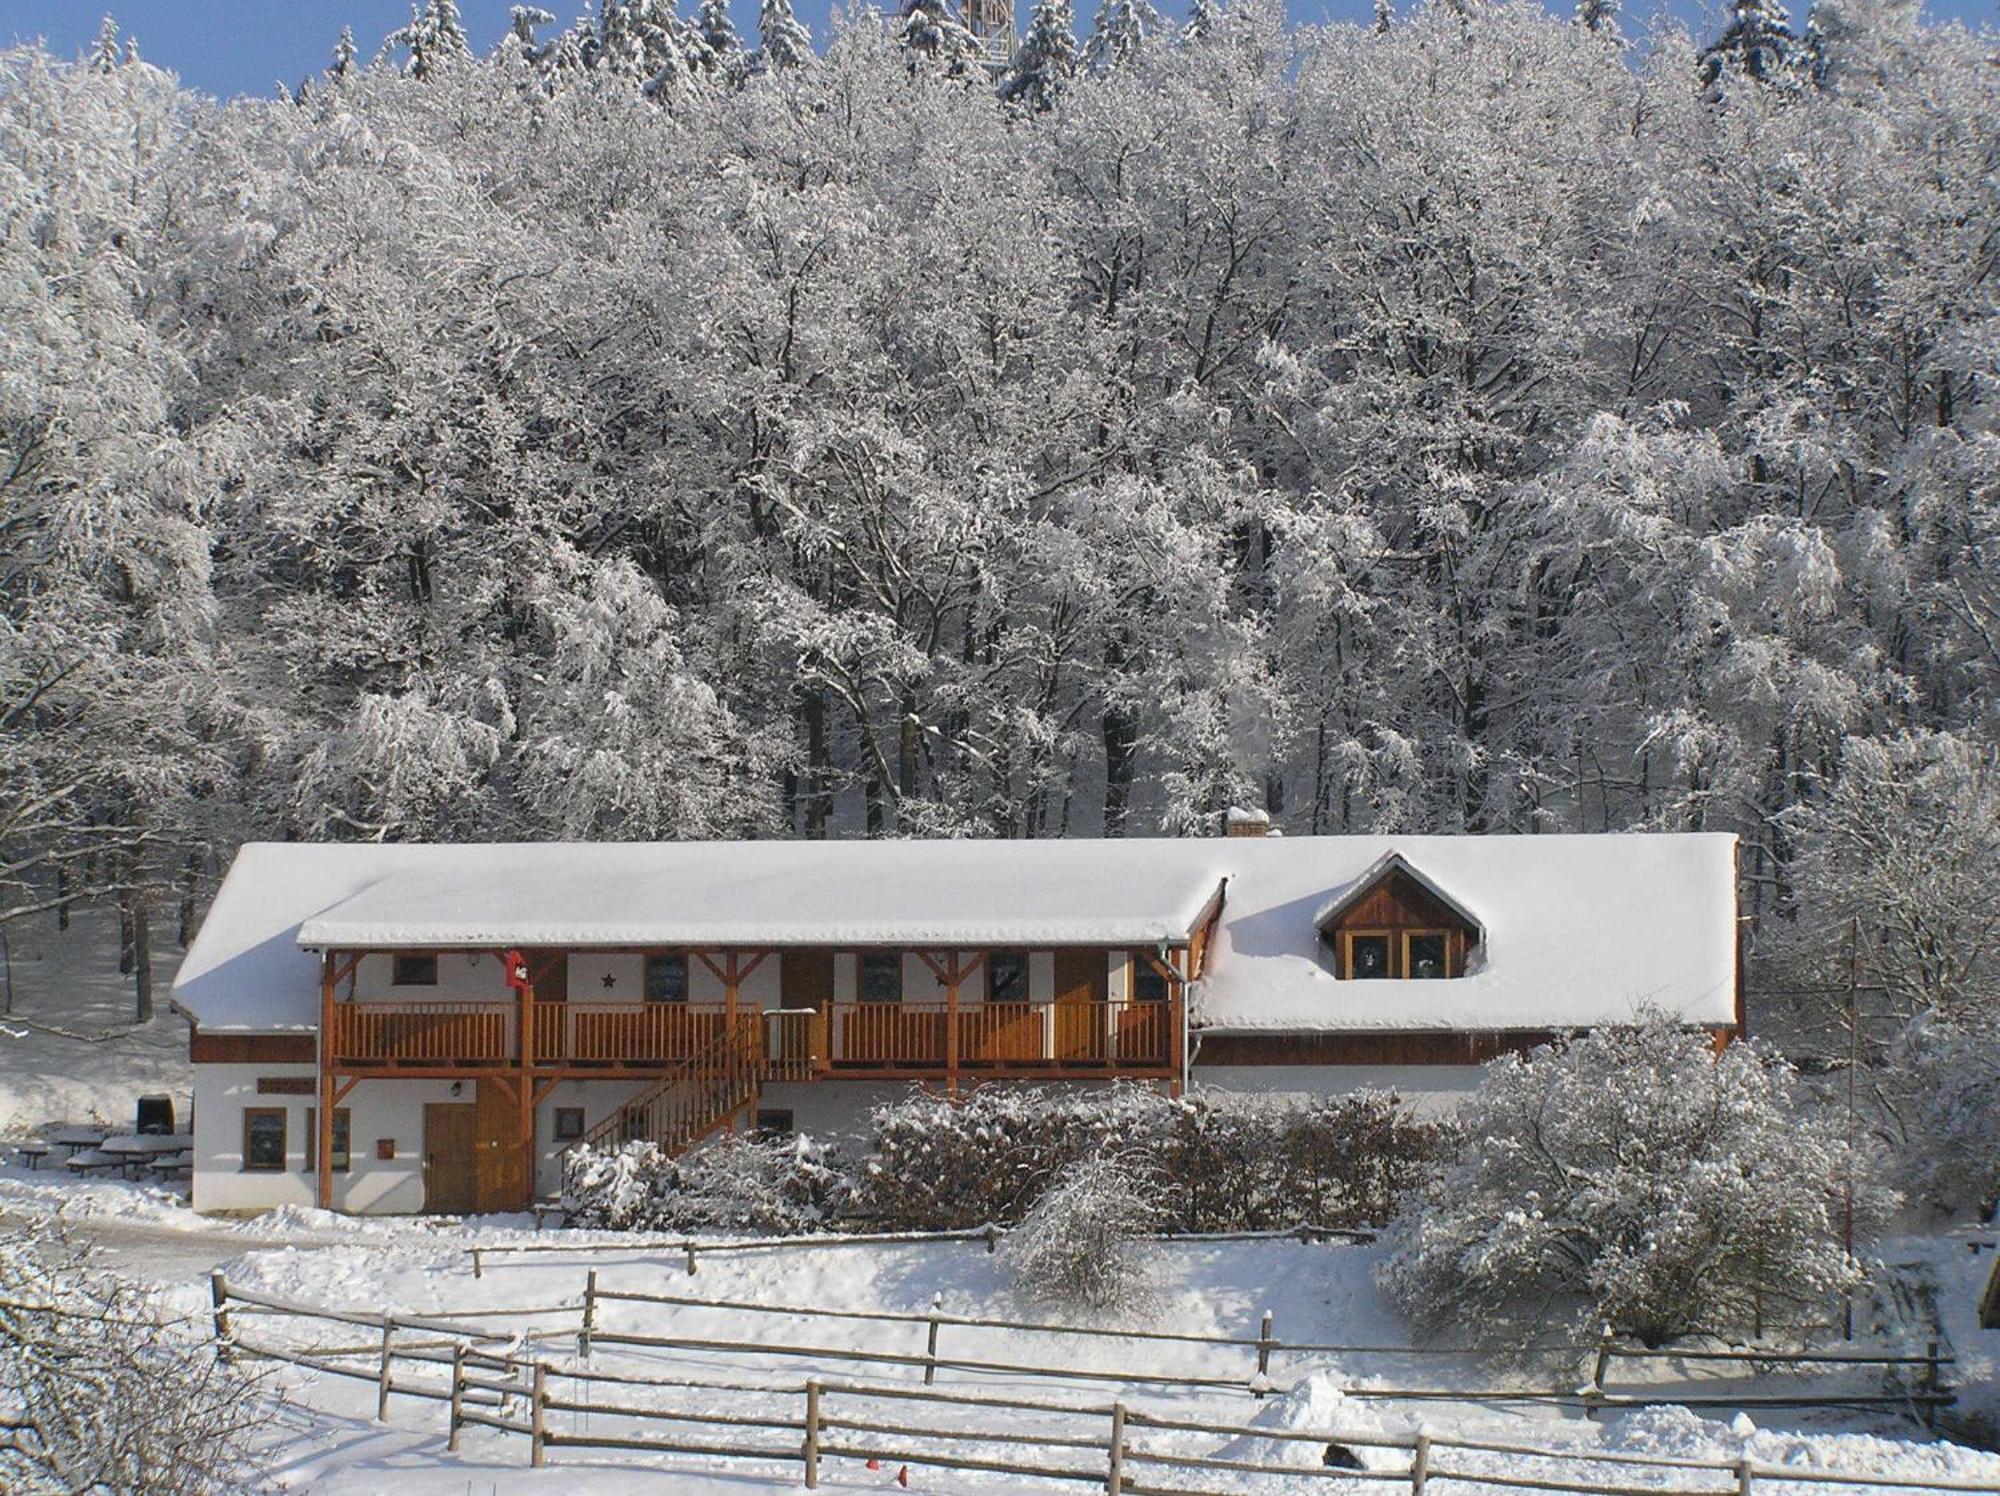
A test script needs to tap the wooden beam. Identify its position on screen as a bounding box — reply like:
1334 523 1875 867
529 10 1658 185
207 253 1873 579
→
1139 950 1186 987
317 954 337 1212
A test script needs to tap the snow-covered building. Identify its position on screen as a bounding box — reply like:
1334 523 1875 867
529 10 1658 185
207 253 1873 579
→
171 827 1741 1215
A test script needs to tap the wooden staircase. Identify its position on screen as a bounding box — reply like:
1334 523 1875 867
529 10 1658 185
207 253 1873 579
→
573 1013 768 1157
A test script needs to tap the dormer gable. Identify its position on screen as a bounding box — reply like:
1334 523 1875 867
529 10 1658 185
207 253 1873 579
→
1312 852 1483 980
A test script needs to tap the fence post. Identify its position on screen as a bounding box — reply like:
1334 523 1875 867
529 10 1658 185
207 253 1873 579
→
1254 1310 1275 1397
924 1293 943 1387
472 1246 484 1280
209 1271 231 1360
579 1270 598 1361
375 1317 396 1421
530 1362 548 1468
685 1240 699 1276
1106 1401 1126 1493
803 1379 821 1489
1584 1323 1615 1420
984 1221 1002 1254
447 1342 466 1453
1411 1432 1430 1495
1921 1339 1941 1430
1736 1456 1754 1495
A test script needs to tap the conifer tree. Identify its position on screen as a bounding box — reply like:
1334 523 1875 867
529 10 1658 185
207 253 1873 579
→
1576 0 1616 31
1701 0 1799 84
697 0 750 83
900 0 982 73
89 14 121 74
330 24 358 76
1084 0 1161 72
1182 0 1221 43
759 0 814 70
383 0 473 79
999 0 1077 107
1373 0 1392 31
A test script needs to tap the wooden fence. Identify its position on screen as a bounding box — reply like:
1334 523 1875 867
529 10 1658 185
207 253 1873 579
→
208 1277 1993 1496
467 1220 1376 1278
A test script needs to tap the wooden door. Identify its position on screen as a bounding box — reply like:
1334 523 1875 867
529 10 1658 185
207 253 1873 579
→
475 1079 530 1214
782 949 835 1067
1053 949 1107 1062
422 1103 477 1215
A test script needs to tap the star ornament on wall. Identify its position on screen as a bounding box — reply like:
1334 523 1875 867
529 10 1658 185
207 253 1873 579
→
601 973 617 990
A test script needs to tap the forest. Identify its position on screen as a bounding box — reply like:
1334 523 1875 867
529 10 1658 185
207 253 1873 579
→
2 0 1996 1031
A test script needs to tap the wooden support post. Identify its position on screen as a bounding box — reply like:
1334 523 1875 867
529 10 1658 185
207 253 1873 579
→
1736 1457 1755 1495
1106 1401 1126 1493
447 1342 466 1452
924 1292 943 1386
209 1271 231 1358
530 1362 547 1468
579 1269 598 1361
1921 1338 1941 1429
1254 1309 1275 1396
685 1239 699 1275
375 1316 396 1421
803 1379 822 1488
1585 1323 1615 1420
945 958 960 1097
516 955 536 1215
318 954 337 1212
724 950 739 1030
984 1222 1001 1254
471 1246 484 1280
1411 1432 1430 1494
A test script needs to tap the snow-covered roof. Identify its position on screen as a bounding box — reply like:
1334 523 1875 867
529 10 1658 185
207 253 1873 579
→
171 833 1738 1036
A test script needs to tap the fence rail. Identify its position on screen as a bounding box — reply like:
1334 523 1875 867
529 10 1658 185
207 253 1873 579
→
208 1276 1992 1496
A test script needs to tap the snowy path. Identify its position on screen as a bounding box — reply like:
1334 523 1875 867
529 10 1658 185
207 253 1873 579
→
0 1204 361 1280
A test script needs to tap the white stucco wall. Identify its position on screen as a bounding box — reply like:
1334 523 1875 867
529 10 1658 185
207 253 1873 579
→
1190 1063 1483 1115
349 951 510 1002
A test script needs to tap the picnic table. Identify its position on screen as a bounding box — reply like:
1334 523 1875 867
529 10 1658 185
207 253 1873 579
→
50 1126 109 1157
99 1135 194 1178
14 1142 50 1171
64 1148 124 1176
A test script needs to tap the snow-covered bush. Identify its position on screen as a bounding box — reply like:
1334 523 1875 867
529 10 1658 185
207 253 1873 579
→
857 1083 1453 1232
1381 1018 1893 1351
0 1231 273 1493
1000 1151 1164 1315
562 1133 847 1234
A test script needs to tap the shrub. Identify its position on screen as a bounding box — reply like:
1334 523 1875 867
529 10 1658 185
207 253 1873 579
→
0 1231 273 1494
855 1082 1455 1233
1882 1017 2000 1221
563 1133 848 1234
1000 1151 1164 1315
1380 1017 1894 1352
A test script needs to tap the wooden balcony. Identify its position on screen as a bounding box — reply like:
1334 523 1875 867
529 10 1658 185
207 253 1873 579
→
324 997 1179 1079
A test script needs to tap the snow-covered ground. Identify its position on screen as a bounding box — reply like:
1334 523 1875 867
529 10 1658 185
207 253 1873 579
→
0 905 192 1138
4 1165 1996 1493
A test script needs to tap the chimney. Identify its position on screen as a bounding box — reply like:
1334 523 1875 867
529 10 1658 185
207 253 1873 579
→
1223 806 1273 838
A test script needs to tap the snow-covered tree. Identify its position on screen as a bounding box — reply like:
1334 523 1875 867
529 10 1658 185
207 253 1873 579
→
1083 0 1162 71
900 0 982 72
999 0 1077 108
1183 0 1222 43
1576 0 1616 33
1381 1019 1893 1349
758 0 814 68
330 24 358 76
0 1231 273 1491
88 14 120 74
1000 1151 1165 1314
697 0 749 83
1881 1018 2000 1221
1702 0 1801 84
383 0 473 78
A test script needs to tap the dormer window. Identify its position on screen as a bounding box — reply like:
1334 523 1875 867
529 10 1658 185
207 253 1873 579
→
1316 854 1481 981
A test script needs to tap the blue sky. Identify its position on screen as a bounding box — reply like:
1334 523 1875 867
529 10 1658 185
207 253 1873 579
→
2 0 1992 98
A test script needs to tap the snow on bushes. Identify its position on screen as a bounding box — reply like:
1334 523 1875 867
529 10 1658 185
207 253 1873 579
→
563 1132 845 1234
0 1230 272 1493
999 1151 1164 1315
1381 1017 1894 1351
1882 1017 2000 1221
856 1082 1456 1232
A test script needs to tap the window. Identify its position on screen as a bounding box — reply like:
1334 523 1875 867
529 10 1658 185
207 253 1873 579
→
553 1107 585 1141
1406 932 1449 980
987 950 1028 1003
645 953 688 1004
860 953 902 1004
392 953 437 986
1344 932 1391 980
305 1107 351 1172
1131 954 1171 1003
242 1108 287 1172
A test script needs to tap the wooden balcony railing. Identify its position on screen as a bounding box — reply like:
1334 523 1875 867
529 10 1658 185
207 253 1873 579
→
326 996 1178 1076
